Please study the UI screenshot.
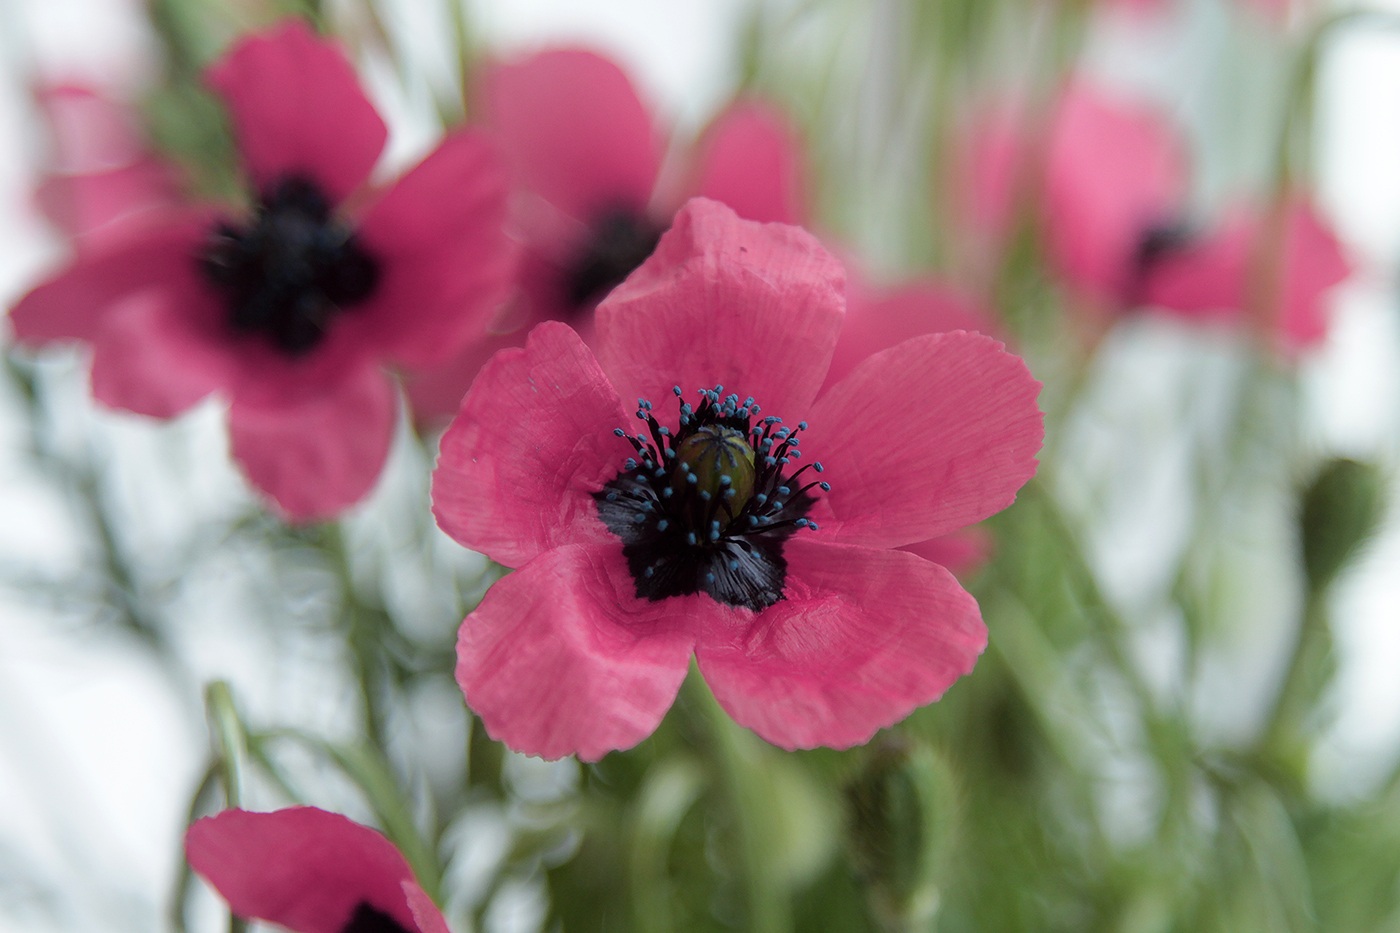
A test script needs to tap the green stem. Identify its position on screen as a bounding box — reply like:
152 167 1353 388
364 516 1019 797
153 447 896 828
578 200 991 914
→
261 729 444 905
683 671 791 933
1254 591 1330 778
204 682 250 933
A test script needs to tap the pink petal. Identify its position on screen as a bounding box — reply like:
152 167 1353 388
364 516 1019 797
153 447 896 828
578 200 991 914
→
185 806 433 933
404 882 452 933
403 329 525 428
901 527 993 578
1044 83 1186 307
35 84 149 172
228 365 396 522
1141 198 1350 353
89 285 234 417
36 159 181 244
351 130 515 368
826 275 997 389
689 99 807 225
205 20 386 203
595 198 844 419
456 543 698 761
431 322 623 567
1277 199 1350 351
806 331 1043 549
483 48 662 221
695 539 987 750
9 213 209 344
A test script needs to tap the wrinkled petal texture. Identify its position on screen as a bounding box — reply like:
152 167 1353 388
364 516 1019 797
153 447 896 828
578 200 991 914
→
696 539 987 749
483 48 661 221
691 100 807 225
807 331 1043 548
433 322 624 567
596 198 844 418
229 365 396 522
826 277 996 389
185 807 435 933
206 20 386 203
353 130 514 368
457 543 698 761
1045 84 1185 306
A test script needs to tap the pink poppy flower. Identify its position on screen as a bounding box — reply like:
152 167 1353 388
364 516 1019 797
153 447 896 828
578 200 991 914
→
405 47 806 424
432 198 1044 760
1140 195 1351 353
9 20 512 521
959 81 1188 313
186 807 449 933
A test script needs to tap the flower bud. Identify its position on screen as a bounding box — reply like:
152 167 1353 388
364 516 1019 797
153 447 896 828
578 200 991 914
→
1299 457 1385 594
844 733 956 931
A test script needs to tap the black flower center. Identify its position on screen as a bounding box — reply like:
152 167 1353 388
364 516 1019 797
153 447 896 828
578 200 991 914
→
341 901 411 933
593 386 829 611
200 175 381 355
561 206 664 313
1125 218 1195 305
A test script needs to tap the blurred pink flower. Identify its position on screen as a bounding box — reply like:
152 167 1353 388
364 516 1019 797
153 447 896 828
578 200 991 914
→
432 199 1043 760
958 81 1349 349
405 47 806 423
1141 196 1351 353
959 81 1187 313
10 21 513 521
31 84 181 245
186 807 449 933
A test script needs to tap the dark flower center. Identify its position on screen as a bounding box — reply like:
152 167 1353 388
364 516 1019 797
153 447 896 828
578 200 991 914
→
561 206 664 312
1125 218 1195 305
341 901 411 933
200 175 381 356
593 386 829 611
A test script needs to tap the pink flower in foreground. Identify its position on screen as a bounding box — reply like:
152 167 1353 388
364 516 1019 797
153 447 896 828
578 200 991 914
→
1141 196 1350 353
432 199 1044 760
9 20 512 520
406 47 805 423
186 807 449 933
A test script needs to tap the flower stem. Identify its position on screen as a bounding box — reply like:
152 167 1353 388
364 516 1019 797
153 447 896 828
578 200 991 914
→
682 670 792 933
203 681 250 933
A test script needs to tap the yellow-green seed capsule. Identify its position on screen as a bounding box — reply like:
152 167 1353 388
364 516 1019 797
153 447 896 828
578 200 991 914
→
673 424 755 508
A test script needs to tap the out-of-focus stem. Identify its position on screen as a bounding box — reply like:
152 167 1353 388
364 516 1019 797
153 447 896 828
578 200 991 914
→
204 681 250 933
683 671 792 933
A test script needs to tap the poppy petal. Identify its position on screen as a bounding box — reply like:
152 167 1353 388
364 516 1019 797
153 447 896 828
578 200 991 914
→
431 322 623 567
205 21 387 203
596 198 844 420
185 806 434 933
456 543 698 761
695 539 986 750
690 100 807 225
806 331 1042 548
483 48 661 221
228 366 396 522
352 130 515 368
